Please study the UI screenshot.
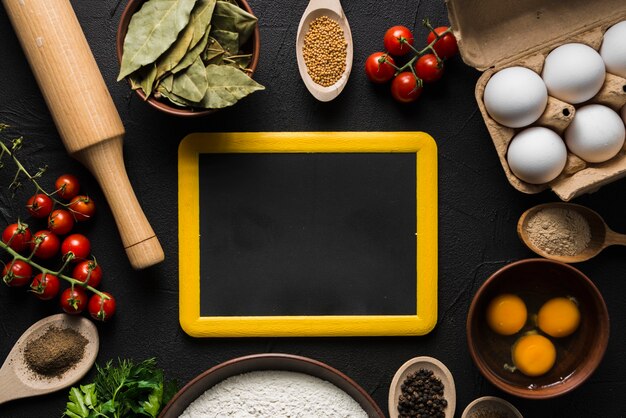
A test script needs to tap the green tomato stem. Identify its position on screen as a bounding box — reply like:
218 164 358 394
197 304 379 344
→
0 140 70 209
0 239 109 300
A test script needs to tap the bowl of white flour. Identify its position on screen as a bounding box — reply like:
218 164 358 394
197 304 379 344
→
159 353 385 417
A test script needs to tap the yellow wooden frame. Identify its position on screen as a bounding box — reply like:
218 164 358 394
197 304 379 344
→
178 132 437 337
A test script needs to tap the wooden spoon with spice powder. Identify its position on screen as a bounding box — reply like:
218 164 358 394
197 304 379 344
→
0 313 98 405
296 0 353 101
517 202 626 263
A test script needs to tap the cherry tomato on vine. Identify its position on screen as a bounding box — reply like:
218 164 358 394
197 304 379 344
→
48 209 75 236
30 273 60 300
391 72 423 103
2 222 32 253
26 194 53 219
30 230 61 260
2 260 33 287
88 292 116 322
365 52 397 83
383 26 414 56
72 260 102 288
55 174 81 200
61 234 91 261
415 54 444 83
60 287 88 314
426 26 458 59
69 195 96 222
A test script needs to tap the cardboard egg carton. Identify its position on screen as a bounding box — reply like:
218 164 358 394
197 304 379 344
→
447 0 626 201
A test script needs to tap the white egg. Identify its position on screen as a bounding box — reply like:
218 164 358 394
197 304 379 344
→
507 127 567 184
565 104 625 163
542 43 606 104
483 66 548 128
600 21 626 78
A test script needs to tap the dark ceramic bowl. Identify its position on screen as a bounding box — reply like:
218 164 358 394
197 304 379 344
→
158 353 385 417
467 258 609 399
116 0 260 117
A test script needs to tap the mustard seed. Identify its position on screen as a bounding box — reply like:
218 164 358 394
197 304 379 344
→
302 16 347 87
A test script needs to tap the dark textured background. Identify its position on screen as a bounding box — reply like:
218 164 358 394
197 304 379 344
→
0 1 625 417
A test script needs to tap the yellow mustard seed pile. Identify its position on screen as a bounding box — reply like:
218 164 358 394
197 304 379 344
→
302 16 347 87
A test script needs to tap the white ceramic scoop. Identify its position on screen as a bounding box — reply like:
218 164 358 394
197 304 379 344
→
296 0 353 101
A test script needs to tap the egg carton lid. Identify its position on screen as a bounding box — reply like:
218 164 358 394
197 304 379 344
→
446 0 626 71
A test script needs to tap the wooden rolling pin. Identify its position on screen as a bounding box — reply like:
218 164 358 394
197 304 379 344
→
2 0 164 269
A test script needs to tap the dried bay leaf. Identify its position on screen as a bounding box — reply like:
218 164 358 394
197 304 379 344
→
203 37 225 64
210 14 236 33
128 63 158 97
199 64 264 109
118 0 197 81
154 21 194 80
210 29 239 55
214 1 257 45
160 74 174 92
189 0 217 48
171 25 212 73
171 57 208 102
224 53 251 70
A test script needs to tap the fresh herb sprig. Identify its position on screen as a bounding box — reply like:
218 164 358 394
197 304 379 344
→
63 358 177 418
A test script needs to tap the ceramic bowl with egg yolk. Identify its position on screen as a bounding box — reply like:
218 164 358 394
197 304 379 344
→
467 258 609 399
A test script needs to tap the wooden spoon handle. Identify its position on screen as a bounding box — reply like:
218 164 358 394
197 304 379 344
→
0 366 27 405
605 229 626 247
2 0 164 269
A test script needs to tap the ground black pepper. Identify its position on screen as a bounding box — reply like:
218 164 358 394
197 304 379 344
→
397 368 447 418
23 326 88 377
468 409 513 418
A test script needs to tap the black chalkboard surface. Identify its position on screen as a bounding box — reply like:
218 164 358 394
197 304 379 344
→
178 132 437 337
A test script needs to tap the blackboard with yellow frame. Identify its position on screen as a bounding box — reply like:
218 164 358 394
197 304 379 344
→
178 132 437 337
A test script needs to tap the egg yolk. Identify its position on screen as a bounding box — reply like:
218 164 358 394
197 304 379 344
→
512 334 556 376
486 294 527 335
538 297 580 338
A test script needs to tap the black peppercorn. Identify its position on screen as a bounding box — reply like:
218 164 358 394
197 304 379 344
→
397 368 448 418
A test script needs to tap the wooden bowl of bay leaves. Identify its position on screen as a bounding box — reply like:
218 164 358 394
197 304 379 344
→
116 0 263 117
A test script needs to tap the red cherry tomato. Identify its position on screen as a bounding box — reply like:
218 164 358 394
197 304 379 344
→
415 54 444 83
48 209 75 236
55 174 81 200
391 72 423 103
2 260 33 287
30 273 60 300
61 234 91 261
365 52 397 83
60 287 88 314
72 260 102 288
69 195 96 222
426 26 458 59
30 230 61 260
88 292 116 322
2 222 32 253
26 194 53 219
383 26 414 56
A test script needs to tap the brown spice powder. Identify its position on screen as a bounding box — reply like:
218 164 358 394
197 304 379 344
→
526 207 591 256
23 326 88 378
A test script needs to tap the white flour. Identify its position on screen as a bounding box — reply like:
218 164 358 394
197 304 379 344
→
178 370 369 418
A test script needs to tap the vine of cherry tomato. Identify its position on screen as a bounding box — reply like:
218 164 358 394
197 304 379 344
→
1 173 115 322
365 22 458 104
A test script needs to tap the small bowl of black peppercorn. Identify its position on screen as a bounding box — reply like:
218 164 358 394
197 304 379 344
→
388 356 456 418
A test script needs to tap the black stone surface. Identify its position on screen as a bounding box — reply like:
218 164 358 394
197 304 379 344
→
0 1 625 417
